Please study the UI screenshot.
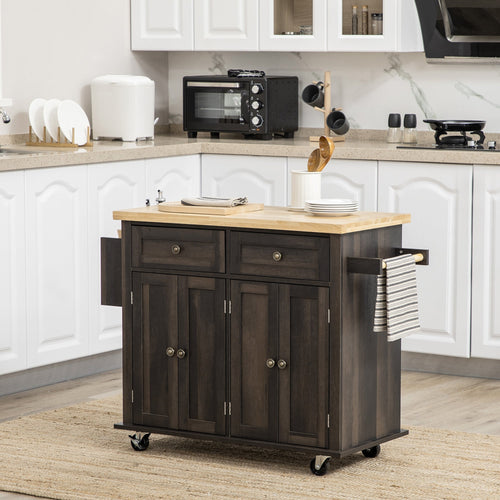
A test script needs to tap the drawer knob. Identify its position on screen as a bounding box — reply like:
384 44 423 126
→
272 251 282 262
277 359 287 370
266 358 276 369
171 244 181 255
177 348 186 359
166 347 176 357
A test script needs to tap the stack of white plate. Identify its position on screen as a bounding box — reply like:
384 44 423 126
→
304 198 359 217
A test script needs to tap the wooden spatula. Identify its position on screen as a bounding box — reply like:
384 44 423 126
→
307 148 321 172
318 136 335 171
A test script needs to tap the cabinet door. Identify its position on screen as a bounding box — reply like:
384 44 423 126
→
25 166 89 367
260 0 327 51
146 155 201 203
287 158 377 211
379 161 472 357
131 0 194 50
471 166 500 359
230 281 279 441
0 171 27 375
278 284 329 448
132 273 179 429
178 276 226 434
88 160 146 355
202 154 287 206
327 0 422 52
194 0 258 51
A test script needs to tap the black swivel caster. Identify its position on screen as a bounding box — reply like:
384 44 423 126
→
362 445 381 458
310 455 331 476
129 432 151 451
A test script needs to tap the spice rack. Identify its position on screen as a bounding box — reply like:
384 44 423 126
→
26 126 92 148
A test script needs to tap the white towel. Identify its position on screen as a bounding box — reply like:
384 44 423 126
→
373 254 420 342
181 196 248 207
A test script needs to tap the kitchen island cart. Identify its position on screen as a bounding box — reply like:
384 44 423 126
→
105 207 426 475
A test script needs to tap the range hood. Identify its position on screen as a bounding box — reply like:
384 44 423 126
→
415 0 500 62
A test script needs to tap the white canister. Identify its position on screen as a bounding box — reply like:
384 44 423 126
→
290 170 322 209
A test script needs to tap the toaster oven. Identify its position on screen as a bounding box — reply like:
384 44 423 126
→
183 70 298 140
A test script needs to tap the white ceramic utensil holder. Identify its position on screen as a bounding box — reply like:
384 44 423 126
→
290 170 322 209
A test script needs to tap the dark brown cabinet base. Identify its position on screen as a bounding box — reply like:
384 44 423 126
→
111 221 409 474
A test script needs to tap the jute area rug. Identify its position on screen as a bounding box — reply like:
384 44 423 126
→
0 395 498 500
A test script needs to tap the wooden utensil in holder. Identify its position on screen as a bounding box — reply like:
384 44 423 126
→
309 71 345 143
26 126 92 148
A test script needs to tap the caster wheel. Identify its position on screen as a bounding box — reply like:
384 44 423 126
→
129 432 150 451
309 457 330 476
362 445 381 458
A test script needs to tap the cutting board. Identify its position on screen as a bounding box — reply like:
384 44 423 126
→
157 201 264 216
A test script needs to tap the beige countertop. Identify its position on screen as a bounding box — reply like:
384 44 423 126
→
2 130 500 173
113 205 411 234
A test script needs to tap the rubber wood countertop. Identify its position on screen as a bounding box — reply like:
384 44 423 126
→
113 206 411 234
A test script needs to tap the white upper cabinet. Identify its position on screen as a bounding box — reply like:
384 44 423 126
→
379 161 472 358
471 166 500 360
328 0 423 52
131 0 194 50
260 0 327 51
194 0 258 51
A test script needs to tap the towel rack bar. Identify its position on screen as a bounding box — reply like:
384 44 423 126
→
347 248 429 275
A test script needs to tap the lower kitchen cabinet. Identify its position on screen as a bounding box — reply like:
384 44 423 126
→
471 166 500 359
0 170 27 375
201 154 287 206
378 161 473 358
230 281 329 447
132 272 226 434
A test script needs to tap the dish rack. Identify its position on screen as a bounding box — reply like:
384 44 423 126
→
26 126 92 148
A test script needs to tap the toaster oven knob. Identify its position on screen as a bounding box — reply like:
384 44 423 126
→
251 115 263 127
251 83 263 94
251 100 263 110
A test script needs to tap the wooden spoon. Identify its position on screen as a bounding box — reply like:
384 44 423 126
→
307 148 321 172
318 135 335 171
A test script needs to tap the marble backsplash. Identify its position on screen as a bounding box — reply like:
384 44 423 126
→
167 51 500 132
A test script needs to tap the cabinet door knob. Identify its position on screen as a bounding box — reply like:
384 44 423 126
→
272 251 282 262
177 348 186 359
277 359 287 370
171 244 181 255
166 347 176 357
266 358 276 368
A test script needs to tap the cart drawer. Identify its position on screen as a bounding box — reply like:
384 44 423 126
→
132 226 225 273
230 231 329 281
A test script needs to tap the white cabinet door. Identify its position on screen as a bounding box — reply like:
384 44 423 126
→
88 160 146 355
471 166 500 360
288 158 377 210
327 0 422 52
194 0 258 51
131 0 194 50
379 161 472 358
25 166 89 367
0 171 27 375
201 154 287 206
146 155 201 202
260 0 327 51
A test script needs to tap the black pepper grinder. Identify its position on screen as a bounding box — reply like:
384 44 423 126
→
403 114 417 144
387 113 401 143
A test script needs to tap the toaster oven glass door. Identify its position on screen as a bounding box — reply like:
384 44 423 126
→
185 82 251 132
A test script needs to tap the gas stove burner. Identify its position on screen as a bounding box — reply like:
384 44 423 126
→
435 130 485 146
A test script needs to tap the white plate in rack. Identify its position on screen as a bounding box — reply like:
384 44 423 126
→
57 100 90 146
43 98 61 141
28 98 47 140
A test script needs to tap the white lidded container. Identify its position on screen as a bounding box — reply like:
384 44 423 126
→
91 75 155 141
